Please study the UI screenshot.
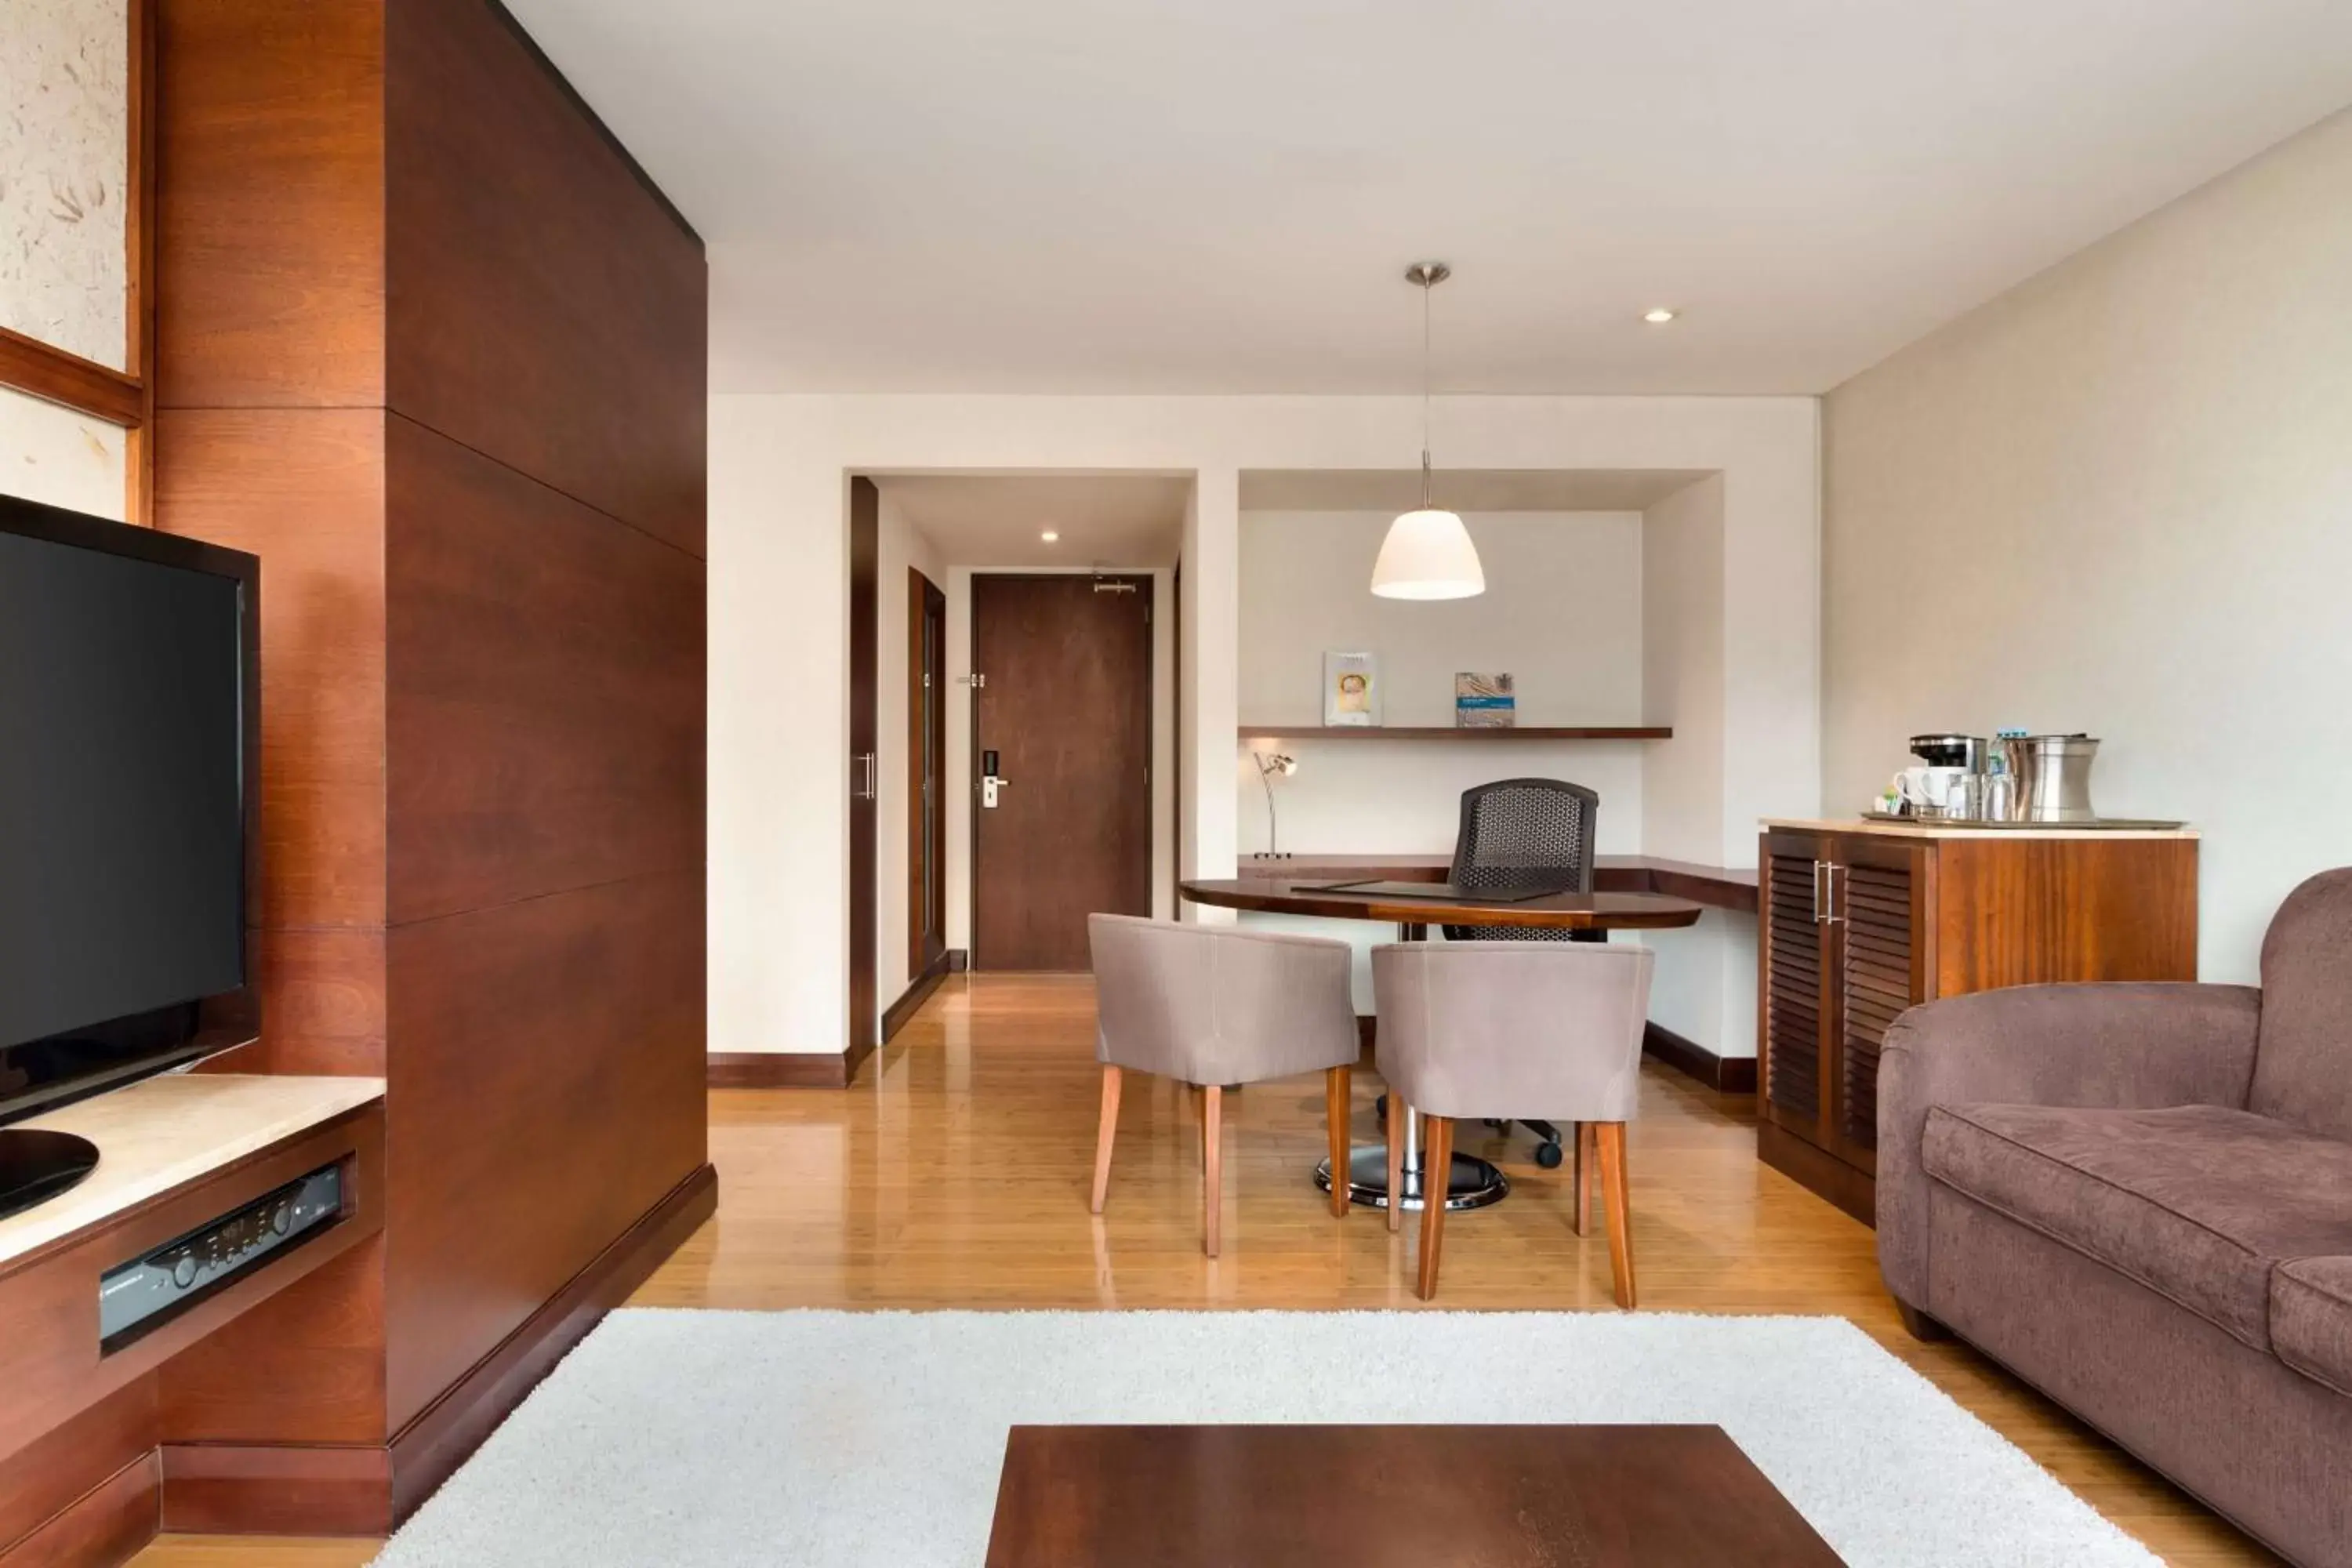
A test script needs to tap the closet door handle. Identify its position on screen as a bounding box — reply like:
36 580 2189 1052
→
1820 862 1845 926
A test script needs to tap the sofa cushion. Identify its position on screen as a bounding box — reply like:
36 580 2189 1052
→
2251 867 2352 1142
2274 1258 2352 1399
1922 1102 2352 1351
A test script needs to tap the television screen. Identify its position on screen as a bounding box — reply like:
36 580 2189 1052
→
0 502 255 1122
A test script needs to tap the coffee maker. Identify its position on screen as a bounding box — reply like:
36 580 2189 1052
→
1898 732 2100 822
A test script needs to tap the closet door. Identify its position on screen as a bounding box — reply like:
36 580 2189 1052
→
1759 832 1834 1153
1827 836 1932 1174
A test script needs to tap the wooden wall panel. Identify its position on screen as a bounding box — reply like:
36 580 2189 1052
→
239 930 387 1080
385 416 705 926
382 869 706 1430
1931 838 2199 995
386 0 706 554
150 0 708 1526
0 1454 157 1568
0 1383 154 1557
154 409 387 931
153 0 387 410
156 1235 388 1448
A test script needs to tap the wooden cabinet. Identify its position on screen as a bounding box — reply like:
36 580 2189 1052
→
1756 823 2199 1223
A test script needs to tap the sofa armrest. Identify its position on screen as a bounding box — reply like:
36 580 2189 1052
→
1876 982 2261 1307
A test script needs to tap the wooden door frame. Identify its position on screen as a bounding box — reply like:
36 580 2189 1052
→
846 477 880 1076
906 567 948 985
968 570 1156 970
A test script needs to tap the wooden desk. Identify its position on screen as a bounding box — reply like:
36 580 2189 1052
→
1181 879 1708 933
0 1075 385 1564
1234 853 1759 915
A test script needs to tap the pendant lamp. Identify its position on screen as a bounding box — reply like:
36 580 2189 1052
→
1371 262 1484 600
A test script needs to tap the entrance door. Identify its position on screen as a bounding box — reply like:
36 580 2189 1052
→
908 568 947 978
972 574 1152 970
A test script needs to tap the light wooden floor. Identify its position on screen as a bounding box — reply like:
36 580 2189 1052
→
136 973 2274 1566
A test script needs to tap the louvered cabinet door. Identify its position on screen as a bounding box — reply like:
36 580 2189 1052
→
1828 837 1929 1174
1759 833 1832 1152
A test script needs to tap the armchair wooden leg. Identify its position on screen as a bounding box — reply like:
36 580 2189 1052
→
1595 1122 1635 1309
1203 1084 1223 1258
1385 1088 1406 1234
1325 1066 1352 1219
1416 1114 1454 1300
1570 1120 1592 1237
1089 1065 1122 1214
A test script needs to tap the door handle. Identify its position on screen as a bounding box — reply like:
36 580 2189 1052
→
982 774 1009 809
853 752 878 801
1820 862 1844 926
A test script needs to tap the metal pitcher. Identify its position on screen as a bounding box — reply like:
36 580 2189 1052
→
1998 735 2100 822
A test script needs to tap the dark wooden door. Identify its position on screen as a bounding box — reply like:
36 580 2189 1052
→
848 478 879 1054
908 568 947 978
972 575 1153 970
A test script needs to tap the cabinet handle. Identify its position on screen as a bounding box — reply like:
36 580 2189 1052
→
1812 860 1827 924
1821 862 1845 926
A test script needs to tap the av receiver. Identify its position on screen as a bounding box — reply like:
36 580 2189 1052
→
99 1161 344 1348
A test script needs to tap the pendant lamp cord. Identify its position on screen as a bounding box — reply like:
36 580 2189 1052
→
1420 278 1433 509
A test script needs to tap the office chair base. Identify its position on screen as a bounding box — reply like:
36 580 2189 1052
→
1316 1146 1509 1213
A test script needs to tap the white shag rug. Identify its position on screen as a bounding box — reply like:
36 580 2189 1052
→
374 1309 2158 1568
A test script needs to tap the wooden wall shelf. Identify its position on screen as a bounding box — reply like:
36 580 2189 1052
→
1237 725 1671 742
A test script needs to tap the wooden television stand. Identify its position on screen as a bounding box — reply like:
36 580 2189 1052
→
0 1074 386 1566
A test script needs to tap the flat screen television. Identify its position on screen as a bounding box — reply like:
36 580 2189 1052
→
0 495 260 1218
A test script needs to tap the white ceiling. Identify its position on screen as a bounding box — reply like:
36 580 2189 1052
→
877 474 1190 566
510 0 2352 396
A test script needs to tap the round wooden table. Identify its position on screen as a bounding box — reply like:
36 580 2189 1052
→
1178 877 1705 1213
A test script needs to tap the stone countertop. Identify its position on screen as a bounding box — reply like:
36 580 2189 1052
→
1762 817 2198 841
0 1073 386 1269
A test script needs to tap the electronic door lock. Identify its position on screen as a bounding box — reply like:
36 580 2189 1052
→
980 748 1008 808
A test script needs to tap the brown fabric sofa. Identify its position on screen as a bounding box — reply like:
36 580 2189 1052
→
1879 867 2352 1567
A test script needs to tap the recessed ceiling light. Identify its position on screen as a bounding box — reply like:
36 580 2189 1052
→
1642 307 1678 325
1040 530 1059 543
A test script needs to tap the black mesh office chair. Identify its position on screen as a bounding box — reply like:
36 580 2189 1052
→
1448 779 1602 1167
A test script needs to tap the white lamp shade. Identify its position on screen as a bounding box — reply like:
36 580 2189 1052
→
1370 508 1485 599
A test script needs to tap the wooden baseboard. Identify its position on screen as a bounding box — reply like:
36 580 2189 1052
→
708 1047 866 1088
386 1161 717 1522
1641 1022 1759 1095
1757 1121 1876 1226
881 951 952 1042
158 1443 390 1537
0 1452 158 1568
154 1163 717 1536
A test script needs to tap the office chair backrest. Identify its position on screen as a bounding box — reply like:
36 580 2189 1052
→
1446 777 1599 942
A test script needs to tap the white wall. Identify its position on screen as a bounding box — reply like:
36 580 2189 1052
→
1635 473 1755 1059
1238 507 1647 856
1822 107 2352 983
1640 477 1726 864
709 394 1817 1055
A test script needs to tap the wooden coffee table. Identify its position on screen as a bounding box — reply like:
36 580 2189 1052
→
985 1424 1844 1566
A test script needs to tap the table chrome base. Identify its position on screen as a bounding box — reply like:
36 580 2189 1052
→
1315 1145 1509 1213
